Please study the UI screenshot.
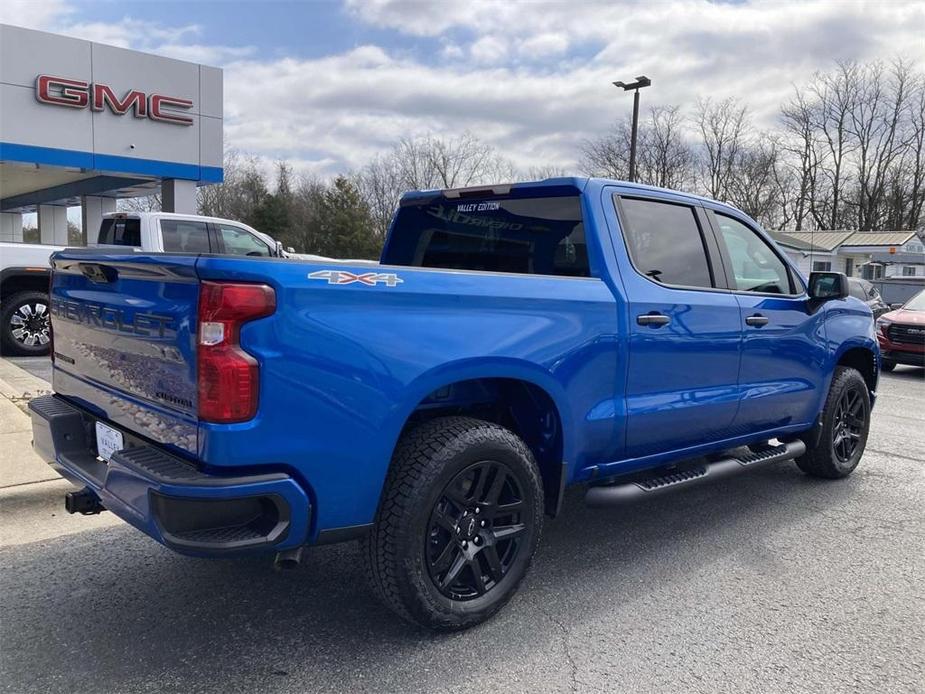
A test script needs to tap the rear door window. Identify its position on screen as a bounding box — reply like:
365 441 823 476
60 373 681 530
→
160 220 211 253
97 218 141 246
617 197 714 288
383 194 589 277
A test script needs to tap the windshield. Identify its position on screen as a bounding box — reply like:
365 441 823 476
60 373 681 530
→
903 289 925 311
384 193 588 277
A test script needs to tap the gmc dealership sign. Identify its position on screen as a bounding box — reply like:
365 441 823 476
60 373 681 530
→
35 75 193 126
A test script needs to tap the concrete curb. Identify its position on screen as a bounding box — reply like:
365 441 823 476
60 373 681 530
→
0 357 52 413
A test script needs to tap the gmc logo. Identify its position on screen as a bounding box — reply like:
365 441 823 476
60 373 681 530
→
35 75 193 126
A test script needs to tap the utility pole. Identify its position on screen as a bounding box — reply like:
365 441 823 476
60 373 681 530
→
613 76 651 182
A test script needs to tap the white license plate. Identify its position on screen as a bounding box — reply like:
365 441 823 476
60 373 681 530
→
95 421 124 462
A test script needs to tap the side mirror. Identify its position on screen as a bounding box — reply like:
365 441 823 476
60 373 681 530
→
890 302 904 311
286 246 295 254
808 271 849 302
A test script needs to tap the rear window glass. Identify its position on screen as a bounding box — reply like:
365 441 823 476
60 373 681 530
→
97 218 141 246
383 195 589 277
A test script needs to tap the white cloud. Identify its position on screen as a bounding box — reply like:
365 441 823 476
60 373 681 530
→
518 33 569 60
469 36 508 64
3 0 924 180
0 0 72 29
221 0 925 177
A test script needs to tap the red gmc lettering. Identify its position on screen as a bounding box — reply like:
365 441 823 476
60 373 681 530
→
149 94 193 125
92 84 147 118
35 75 193 126
36 75 89 108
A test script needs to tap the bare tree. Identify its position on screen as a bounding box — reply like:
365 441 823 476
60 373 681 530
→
725 137 786 228
780 89 823 230
644 106 695 189
850 60 915 230
901 77 925 229
809 62 860 229
356 132 513 239
119 193 161 213
580 105 694 188
695 97 749 201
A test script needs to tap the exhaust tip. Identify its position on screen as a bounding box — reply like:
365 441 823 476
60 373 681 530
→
274 547 304 571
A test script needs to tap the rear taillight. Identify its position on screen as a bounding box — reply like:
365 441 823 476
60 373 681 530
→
197 281 275 423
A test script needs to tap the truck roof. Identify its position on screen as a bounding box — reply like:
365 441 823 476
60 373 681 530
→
399 177 740 215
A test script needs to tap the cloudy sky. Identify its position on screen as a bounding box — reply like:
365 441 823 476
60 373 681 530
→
2 0 924 178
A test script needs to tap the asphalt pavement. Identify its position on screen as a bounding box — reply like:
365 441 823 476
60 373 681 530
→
1 359 923 693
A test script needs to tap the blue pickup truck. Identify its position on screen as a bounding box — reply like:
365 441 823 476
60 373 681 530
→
30 178 878 629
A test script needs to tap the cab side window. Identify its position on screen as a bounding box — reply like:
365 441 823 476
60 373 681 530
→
618 197 714 289
161 220 211 253
217 224 271 257
714 213 792 294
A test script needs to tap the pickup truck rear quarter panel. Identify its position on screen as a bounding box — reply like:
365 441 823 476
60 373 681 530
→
193 255 622 534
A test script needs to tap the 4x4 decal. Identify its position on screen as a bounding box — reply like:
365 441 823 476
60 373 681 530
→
308 270 404 287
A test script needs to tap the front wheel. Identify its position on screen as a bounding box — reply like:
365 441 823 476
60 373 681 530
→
1 291 51 356
364 417 544 630
796 367 871 479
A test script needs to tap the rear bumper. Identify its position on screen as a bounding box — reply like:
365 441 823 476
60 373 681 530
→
29 394 311 556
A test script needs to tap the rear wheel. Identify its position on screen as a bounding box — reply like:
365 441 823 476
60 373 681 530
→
1 291 51 356
796 367 870 479
364 417 543 630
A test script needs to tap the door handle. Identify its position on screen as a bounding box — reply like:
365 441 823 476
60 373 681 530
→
637 313 671 327
745 314 769 327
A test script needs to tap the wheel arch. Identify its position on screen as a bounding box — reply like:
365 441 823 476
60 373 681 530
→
833 342 879 396
1 268 50 302
385 359 574 518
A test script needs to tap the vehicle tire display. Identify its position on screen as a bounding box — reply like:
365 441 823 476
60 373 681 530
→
0 291 51 356
796 366 871 479
363 416 544 630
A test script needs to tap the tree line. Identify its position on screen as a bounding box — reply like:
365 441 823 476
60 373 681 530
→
113 57 923 258
583 59 925 232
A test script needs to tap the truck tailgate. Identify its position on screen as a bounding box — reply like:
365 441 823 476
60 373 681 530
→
49 251 200 456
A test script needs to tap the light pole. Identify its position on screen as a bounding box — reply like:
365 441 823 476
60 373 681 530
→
612 76 651 182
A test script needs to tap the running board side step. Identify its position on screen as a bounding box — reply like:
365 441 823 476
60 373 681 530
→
585 440 806 507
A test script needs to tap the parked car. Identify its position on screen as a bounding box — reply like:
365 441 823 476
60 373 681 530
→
1 212 290 356
848 277 890 319
30 178 878 630
876 288 925 371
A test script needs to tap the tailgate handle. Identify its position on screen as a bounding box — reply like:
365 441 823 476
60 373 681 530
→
80 263 116 284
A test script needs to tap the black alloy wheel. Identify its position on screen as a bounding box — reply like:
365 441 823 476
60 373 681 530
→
426 460 528 601
796 366 870 479
831 385 865 464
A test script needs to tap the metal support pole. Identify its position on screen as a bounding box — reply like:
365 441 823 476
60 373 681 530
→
629 88 641 183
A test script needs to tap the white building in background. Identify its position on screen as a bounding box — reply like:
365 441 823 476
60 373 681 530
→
0 23 223 244
770 230 925 279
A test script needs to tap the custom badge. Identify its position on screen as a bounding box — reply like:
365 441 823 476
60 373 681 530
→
308 270 404 287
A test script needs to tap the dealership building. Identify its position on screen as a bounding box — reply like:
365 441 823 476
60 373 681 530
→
0 23 223 244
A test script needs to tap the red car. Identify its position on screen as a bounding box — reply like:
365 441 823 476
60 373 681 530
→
877 289 925 371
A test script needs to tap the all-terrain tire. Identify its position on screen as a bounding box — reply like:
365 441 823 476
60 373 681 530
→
363 416 544 630
796 366 871 479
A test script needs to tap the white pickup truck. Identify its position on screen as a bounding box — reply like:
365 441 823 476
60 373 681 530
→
1 212 291 356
